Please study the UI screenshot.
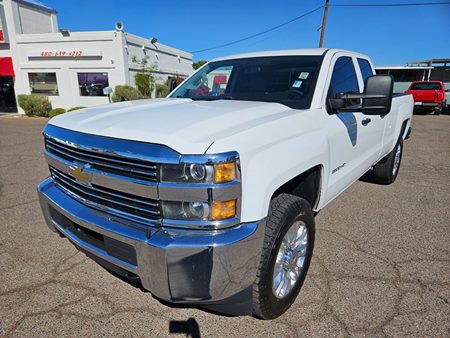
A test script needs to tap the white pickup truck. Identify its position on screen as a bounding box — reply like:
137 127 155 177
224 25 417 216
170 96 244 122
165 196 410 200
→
38 49 413 319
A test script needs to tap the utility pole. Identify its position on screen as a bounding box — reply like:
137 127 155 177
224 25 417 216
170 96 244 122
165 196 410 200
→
319 0 330 48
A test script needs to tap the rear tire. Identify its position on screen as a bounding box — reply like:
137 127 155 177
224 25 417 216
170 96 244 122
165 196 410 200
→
435 105 442 115
252 194 315 319
371 139 403 185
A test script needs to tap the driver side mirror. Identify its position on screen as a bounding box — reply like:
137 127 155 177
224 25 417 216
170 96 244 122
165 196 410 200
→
329 75 394 115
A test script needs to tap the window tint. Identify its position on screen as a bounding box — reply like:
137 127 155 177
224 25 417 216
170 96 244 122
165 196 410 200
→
28 72 58 95
78 73 109 96
410 82 442 90
357 58 374 83
329 57 359 98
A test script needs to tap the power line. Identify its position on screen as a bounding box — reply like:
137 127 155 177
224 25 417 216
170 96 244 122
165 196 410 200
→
331 1 450 7
319 1 450 47
190 1 450 55
190 5 324 54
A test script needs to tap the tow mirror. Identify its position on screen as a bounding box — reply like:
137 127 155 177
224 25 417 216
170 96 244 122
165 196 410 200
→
329 75 394 115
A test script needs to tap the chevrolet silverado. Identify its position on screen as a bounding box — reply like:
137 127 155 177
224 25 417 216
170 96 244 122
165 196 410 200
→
38 49 414 319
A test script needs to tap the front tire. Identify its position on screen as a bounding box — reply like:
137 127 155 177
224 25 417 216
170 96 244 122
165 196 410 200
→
252 194 315 319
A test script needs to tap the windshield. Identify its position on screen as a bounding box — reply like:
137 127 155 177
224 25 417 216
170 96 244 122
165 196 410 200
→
170 56 323 109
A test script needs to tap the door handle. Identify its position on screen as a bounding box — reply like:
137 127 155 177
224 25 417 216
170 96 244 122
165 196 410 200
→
361 118 372 126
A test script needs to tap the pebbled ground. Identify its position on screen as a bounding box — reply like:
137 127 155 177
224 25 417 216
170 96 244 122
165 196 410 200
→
0 115 449 337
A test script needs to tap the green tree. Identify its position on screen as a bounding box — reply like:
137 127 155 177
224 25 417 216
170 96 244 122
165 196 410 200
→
131 55 158 98
192 60 207 70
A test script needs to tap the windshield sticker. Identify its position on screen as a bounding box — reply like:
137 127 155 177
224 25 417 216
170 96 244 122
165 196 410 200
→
299 72 309 79
292 80 302 88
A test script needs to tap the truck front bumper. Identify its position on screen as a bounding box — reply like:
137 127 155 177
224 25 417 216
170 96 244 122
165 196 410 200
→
38 177 265 315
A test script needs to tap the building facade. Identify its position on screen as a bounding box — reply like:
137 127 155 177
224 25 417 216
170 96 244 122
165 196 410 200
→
375 59 450 93
0 0 193 114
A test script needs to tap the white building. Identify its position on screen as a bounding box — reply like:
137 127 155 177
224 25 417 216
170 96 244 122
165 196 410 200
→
0 0 193 114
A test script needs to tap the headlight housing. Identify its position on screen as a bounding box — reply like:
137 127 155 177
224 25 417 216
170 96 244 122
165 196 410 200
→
161 200 237 221
159 152 240 226
160 161 237 184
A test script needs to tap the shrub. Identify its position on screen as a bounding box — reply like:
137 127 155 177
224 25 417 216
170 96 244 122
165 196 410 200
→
17 94 51 117
67 106 86 112
155 83 169 98
49 108 66 118
111 85 143 102
135 73 153 98
132 55 157 98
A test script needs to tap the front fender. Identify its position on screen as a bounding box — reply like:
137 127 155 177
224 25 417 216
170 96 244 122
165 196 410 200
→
241 131 328 221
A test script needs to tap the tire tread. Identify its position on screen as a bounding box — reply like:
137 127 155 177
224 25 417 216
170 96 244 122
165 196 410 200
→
252 193 314 319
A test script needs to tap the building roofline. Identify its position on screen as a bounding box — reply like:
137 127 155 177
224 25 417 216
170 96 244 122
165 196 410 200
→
406 58 450 65
124 32 192 59
14 0 57 14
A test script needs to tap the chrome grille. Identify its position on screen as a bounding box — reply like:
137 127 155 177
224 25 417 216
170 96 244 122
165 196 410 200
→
50 166 161 222
45 136 158 182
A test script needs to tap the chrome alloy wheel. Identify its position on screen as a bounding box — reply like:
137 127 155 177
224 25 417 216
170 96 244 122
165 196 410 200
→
392 143 402 176
272 221 308 299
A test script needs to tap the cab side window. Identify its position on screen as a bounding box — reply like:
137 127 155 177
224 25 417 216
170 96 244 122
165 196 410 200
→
357 58 374 84
329 57 359 98
328 56 360 106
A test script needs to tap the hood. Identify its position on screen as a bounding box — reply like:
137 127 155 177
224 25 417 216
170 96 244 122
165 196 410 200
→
49 98 293 154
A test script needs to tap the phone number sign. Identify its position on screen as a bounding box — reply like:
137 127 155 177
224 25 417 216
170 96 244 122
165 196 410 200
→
40 50 83 57
28 50 102 59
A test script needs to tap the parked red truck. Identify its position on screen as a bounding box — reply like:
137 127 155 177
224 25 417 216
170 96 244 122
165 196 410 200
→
406 81 447 115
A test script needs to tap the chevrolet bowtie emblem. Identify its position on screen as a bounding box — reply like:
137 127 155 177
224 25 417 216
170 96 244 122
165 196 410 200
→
69 164 92 186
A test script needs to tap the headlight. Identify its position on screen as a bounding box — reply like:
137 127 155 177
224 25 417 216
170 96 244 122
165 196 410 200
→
162 200 236 221
160 162 237 183
159 153 240 225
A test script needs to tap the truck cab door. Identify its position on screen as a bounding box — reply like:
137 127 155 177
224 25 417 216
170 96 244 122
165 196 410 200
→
323 55 382 203
355 58 386 164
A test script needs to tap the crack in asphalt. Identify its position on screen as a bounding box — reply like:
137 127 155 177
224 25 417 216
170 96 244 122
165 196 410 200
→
1 251 178 336
0 199 38 212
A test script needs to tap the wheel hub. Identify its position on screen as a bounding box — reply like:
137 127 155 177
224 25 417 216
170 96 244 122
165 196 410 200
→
272 221 308 299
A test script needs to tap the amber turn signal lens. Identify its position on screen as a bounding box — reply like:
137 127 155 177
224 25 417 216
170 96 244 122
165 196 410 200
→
214 162 236 183
211 200 236 220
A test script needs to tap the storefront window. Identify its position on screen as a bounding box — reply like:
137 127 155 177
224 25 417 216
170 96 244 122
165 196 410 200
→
78 72 109 96
28 73 59 95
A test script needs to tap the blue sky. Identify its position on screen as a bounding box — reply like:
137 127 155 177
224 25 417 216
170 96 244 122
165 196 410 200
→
43 0 450 66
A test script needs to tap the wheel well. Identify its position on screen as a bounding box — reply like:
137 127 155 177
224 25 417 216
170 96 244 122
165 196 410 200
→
272 165 322 209
401 119 409 140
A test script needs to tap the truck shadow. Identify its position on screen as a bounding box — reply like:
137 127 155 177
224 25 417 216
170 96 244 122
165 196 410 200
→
93 257 235 319
169 318 201 338
95 263 207 336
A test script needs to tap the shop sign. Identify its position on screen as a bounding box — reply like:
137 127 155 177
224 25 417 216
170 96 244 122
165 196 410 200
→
28 50 103 58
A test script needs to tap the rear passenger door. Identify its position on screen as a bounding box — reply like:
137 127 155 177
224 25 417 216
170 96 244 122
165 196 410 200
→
355 58 386 164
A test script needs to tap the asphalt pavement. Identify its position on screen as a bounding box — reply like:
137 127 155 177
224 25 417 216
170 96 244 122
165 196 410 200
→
0 114 449 337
